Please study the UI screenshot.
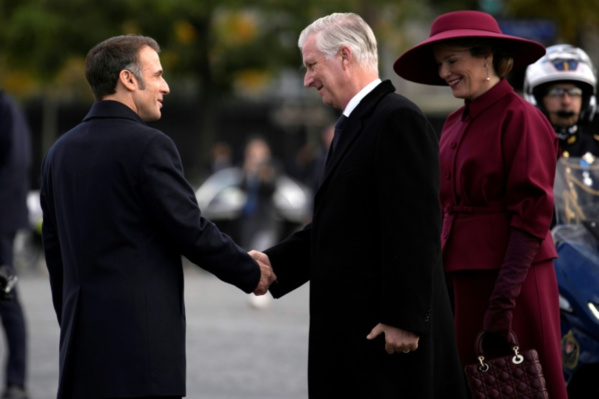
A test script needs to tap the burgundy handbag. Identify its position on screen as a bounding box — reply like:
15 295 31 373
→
464 331 549 399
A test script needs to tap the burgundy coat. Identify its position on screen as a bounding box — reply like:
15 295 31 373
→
439 79 568 398
440 78 558 270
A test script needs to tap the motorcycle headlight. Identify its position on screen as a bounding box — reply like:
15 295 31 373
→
588 302 599 321
559 294 573 312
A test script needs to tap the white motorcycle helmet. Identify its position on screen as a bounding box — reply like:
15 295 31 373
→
524 44 597 124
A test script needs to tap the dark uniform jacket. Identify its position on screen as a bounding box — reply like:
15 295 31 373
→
559 124 599 158
40 100 260 398
265 81 468 398
0 91 31 237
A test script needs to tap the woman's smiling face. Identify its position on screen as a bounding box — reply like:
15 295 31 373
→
433 45 494 101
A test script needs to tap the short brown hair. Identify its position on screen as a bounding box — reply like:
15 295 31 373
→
85 35 160 101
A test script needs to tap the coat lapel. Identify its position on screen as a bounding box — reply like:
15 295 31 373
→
316 80 396 198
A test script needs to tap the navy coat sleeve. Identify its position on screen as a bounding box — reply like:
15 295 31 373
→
138 133 260 292
40 182 64 323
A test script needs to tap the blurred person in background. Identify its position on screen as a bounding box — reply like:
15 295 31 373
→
0 89 30 399
524 44 598 158
238 136 280 252
250 12 467 398
208 141 232 175
288 123 334 195
40 34 275 399
238 137 280 309
394 10 568 398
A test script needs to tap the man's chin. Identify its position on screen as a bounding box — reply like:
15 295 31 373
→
142 112 162 122
321 96 334 108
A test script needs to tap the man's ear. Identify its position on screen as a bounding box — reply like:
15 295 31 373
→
119 69 137 91
340 46 352 69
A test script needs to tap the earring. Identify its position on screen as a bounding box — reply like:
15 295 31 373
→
485 64 490 81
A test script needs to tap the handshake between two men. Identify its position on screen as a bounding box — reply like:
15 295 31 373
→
251 250 277 296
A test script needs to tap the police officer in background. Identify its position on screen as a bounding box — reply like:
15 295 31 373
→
0 90 30 399
524 44 599 158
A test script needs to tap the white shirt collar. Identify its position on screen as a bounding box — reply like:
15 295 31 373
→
342 78 382 117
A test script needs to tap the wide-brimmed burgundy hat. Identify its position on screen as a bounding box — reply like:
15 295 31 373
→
393 10 546 86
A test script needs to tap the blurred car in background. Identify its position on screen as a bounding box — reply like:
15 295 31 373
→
14 190 44 272
195 166 312 251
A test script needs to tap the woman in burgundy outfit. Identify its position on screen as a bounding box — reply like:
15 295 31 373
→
394 10 568 399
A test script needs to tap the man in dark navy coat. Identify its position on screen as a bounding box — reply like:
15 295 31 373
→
250 13 468 398
0 90 31 399
40 35 275 399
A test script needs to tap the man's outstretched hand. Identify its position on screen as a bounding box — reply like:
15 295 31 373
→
249 251 276 295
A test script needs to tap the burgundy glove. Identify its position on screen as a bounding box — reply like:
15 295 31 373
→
482 228 541 338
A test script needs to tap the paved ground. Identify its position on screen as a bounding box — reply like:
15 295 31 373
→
0 264 310 399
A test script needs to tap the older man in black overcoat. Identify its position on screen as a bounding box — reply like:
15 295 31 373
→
250 13 468 398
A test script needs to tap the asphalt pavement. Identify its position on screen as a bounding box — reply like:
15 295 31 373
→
0 264 310 399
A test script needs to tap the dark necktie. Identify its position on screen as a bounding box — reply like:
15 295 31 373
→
331 115 347 155
325 114 347 169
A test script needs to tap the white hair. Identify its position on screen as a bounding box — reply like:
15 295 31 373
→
298 12 379 73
